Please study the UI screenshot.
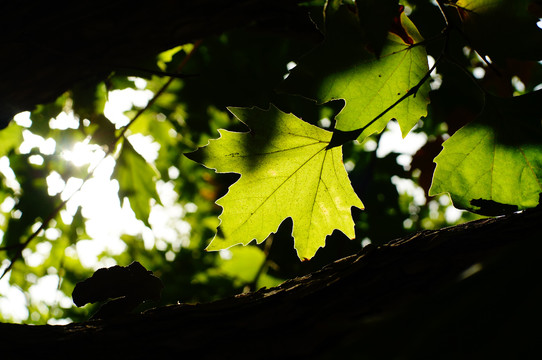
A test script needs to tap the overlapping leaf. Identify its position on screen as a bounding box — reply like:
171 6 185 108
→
282 4 430 143
186 105 363 259
430 92 542 215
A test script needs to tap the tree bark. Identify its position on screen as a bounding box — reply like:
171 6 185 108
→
1 208 541 359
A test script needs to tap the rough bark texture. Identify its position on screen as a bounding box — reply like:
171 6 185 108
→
1 208 541 359
0 0 307 127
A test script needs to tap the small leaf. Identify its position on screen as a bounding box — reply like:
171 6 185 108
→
114 140 161 227
186 105 363 260
282 4 430 143
429 92 542 215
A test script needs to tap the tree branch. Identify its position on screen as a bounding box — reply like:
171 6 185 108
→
1 208 541 358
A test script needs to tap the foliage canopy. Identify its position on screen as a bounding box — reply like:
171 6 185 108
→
0 0 541 323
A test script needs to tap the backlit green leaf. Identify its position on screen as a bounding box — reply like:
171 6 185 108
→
430 92 542 215
186 105 363 259
282 4 430 143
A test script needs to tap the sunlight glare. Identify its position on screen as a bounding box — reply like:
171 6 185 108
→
0 261 29 322
128 134 160 163
318 117 331 128
283 61 297 79
23 241 52 267
427 55 442 90
445 205 464 223
0 196 15 213
28 274 71 307
472 67 485 79
49 111 79 130
28 154 44 165
62 140 105 168
148 180 192 250
13 111 32 127
104 88 154 127
168 166 180 179
511 76 526 93
128 76 148 90
19 130 45 154
46 171 66 196
61 177 85 201
391 176 426 206
377 121 427 168
0 157 20 192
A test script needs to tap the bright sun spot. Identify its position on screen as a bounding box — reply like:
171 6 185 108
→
49 111 79 130
13 111 32 127
62 140 105 168
104 88 154 127
377 120 427 169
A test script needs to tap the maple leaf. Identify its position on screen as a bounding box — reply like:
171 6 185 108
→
186 105 363 259
282 3 430 143
430 92 542 215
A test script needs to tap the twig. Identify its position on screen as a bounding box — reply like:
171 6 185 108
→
436 0 450 27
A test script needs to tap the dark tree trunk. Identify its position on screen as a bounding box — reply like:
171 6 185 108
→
1 209 541 359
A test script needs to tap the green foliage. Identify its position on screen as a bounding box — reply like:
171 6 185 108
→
283 4 430 142
187 106 362 259
1 0 541 324
430 92 542 215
